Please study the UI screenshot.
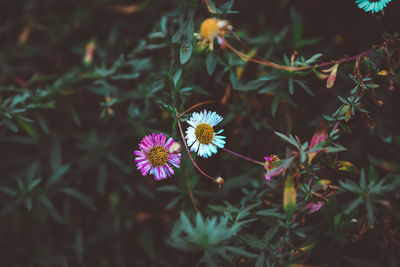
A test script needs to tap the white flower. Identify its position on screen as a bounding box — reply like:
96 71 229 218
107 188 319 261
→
185 110 226 158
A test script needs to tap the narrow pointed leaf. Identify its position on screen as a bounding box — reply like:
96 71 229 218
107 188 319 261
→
308 121 328 163
283 175 296 218
337 161 359 173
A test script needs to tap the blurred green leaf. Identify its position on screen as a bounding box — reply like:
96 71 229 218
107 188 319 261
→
283 175 296 218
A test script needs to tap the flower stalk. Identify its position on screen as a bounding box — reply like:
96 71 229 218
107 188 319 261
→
176 110 216 181
223 36 386 72
221 147 265 166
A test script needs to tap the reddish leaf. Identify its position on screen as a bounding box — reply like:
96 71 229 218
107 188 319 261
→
361 112 375 129
326 64 339 88
308 121 328 163
84 40 96 65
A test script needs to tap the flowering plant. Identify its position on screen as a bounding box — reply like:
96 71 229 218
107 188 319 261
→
1 0 400 266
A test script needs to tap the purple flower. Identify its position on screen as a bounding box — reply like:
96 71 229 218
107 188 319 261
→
134 133 181 181
302 201 325 214
264 154 280 181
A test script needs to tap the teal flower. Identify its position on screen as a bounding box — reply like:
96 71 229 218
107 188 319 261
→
356 0 391 13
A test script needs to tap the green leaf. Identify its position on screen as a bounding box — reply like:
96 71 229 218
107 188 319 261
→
180 43 192 65
110 73 140 80
229 71 237 89
274 131 298 148
283 175 296 218
239 234 266 250
27 178 41 191
37 114 49 134
25 198 32 211
288 77 294 95
263 224 280 243
271 95 280 117
337 161 359 173
38 195 63 223
294 79 313 95
0 187 17 196
186 18 194 42
225 246 257 258
157 185 181 192
255 252 265 267
166 196 182 210
258 83 280 94
344 196 363 214
339 179 362 194
235 80 265 91
60 188 96 211
75 231 84 263
206 52 217 76
323 145 347 153
4 120 19 132
173 69 182 88
47 165 70 187
366 201 375 224
255 209 283 218
368 165 378 183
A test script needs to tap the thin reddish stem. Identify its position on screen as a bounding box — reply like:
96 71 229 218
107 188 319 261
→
223 37 309 71
223 36 385 72
222 147 265 166
184 165 199 212
177 100 217 118
176 112 216 181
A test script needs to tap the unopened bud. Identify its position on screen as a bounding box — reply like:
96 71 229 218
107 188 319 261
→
214 176 224 187
168 142 181 153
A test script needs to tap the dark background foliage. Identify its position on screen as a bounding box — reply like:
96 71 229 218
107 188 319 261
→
0 0 399 266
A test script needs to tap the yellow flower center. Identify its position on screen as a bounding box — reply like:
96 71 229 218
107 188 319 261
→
147 146 169 167
200 18 219 39
195 123 214 145
265 155 280 170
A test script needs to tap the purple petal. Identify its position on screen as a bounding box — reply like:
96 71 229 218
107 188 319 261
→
154 167 162 181
140 164 152 176
164 163 174 176
153 133 164 146
136 160 150 170
159 133 167 147
134 150 145 157
164 138 174 150
139 135 154 152
303 201 325 214
168 153 181 168
134 156 146 163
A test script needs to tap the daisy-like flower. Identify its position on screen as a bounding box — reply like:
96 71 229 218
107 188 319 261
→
185 110 226 158
134 133 181 181
194 18 232 51
264 154 280 181
356 0 391 13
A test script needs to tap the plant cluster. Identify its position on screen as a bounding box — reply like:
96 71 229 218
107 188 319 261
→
1 0 400 266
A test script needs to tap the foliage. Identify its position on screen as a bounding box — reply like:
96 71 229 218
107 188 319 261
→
1 0 400 266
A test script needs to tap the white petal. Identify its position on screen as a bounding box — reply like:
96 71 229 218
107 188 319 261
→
198 144 206 158
208 144 217 154
190 140 200 152
203 145 212 158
